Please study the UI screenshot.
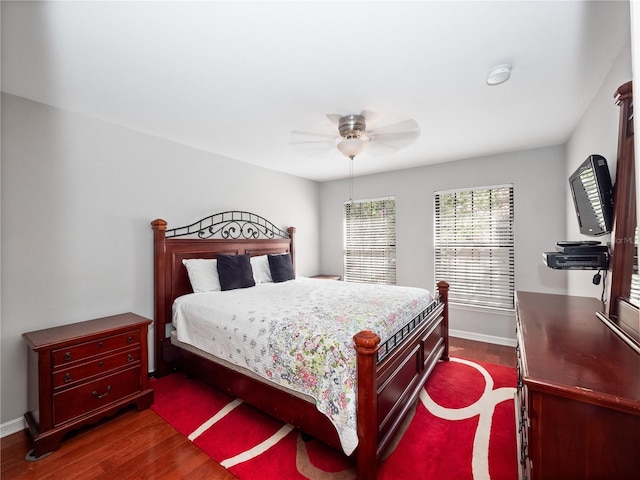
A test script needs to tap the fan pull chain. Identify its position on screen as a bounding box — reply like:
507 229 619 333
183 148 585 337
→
349 155 354 202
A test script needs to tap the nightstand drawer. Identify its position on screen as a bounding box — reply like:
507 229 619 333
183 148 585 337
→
52 347 141 389
52 330 140 367
53 366 142 426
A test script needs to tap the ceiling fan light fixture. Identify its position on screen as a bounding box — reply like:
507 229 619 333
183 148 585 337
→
289 111 420 161
337 137 368 159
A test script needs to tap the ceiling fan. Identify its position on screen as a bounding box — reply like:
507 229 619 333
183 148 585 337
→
289 111 420 159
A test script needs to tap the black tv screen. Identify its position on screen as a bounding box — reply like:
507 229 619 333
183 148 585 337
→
569 154 614 236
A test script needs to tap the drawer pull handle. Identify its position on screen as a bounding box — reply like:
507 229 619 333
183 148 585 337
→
98 361 104 368
92 386 111 399
518 416 527 432
127 354 134 363
520 442 528 463
127 336 133 343
64 373 72 383
64 352 72 361
98 341 103 348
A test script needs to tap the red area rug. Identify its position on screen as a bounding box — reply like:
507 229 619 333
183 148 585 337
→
151 357 518 479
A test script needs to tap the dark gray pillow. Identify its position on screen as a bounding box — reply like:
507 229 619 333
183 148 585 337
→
268 253 295 283
216 253 255 291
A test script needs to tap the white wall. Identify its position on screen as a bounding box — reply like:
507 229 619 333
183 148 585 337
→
319 145 567 344
0 93 320 426
565 38 633 298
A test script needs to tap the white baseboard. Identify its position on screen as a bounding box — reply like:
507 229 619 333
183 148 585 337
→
1 416 25 439
450 329 517 347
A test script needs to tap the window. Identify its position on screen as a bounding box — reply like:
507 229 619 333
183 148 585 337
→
434 185 514 309
344 197 396 284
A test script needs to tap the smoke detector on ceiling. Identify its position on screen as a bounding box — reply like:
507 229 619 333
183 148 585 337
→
486 64 512 86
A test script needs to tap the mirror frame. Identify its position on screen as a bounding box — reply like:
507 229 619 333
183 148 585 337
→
608 81 638 324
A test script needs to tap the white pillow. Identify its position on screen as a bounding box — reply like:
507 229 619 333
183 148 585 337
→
250 255 273 284
182 259 221 292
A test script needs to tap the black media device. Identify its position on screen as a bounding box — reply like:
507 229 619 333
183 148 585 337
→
543 251 609 270
568 155 614 236
543 241 610 270
555 240 608 254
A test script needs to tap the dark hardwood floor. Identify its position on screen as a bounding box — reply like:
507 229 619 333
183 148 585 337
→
1 337 515 479
448 336 516 367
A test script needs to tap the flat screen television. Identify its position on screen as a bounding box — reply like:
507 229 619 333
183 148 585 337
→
569 154 614 236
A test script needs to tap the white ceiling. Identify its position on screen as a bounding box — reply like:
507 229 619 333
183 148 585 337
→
1 1 632 182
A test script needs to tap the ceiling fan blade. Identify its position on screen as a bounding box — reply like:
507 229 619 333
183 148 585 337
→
288 132 335 157
366 130 420 156
366 142 403 155
288 139 335 146
290 130 336 139
360 110 379 123
369 130 420 144
293 145 337 157
368 119 420 135
326 113 343 125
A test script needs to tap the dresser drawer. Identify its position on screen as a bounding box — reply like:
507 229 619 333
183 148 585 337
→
52 347 141 389
52 330 140 367
53 366 142 426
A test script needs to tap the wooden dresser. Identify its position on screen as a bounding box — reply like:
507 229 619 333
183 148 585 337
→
515 292 640 480
23 313 154 458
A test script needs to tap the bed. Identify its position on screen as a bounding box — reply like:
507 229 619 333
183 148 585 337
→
151 211 449 480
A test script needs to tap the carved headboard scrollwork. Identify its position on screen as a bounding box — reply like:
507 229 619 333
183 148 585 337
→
164 210 292 240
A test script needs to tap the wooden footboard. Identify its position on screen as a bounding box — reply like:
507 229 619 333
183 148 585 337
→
162 286 448 480
354 281 449 480
152 213 449 480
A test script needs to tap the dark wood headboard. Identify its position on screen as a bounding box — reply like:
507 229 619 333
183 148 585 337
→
151 211 295 375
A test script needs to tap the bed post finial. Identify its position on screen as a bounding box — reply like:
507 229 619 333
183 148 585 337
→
151 219 167 231
437 281 450 361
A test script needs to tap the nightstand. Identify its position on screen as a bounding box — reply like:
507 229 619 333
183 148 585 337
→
23 312 154 459
311 274 341 281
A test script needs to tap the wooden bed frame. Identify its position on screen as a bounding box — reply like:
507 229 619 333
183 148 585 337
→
151 211 449 480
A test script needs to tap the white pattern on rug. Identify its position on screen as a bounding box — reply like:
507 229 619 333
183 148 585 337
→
419 357 516 480
187 396 296 469
183 357 515 477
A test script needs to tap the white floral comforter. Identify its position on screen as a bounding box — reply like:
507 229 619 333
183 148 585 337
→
172 277 433 455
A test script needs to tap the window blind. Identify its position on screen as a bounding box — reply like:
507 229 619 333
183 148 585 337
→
629 225 639 307
344 197 396 285
434 186 515 309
